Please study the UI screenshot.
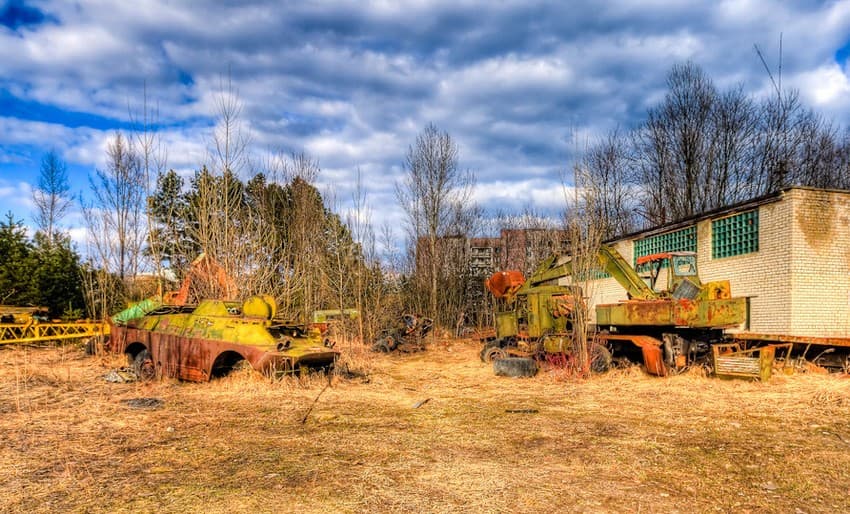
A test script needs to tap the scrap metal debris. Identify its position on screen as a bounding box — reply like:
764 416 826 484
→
103 369 138 383
371 314 433 353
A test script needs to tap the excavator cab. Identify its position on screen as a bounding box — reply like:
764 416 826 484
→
636 252 701 299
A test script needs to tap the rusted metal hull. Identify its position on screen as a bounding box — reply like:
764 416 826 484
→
109 298 338 382
110 324 337 382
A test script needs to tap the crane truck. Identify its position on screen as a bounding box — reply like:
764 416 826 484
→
482 245 749 376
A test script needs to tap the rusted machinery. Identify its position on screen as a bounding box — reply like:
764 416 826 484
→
162 252 238 305
482 245 751 377
372 314 434 353
311 308 359 336
0 305 108 346
109 295 338 382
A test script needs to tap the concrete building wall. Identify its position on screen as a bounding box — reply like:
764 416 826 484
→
582 188 850 338
788 189 850 337
697 196 793 335
584 241 634 315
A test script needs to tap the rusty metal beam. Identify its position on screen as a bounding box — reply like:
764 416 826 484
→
0 321 109 345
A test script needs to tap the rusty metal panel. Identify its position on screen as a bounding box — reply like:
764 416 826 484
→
711 343 791 381
596 300 675 326
495 310 518 339
673 297 748 328
597 333 667 376
596 296 747 330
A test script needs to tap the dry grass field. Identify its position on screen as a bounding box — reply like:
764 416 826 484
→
1 339 850 513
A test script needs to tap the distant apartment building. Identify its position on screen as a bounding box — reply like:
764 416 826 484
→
466 230 568 325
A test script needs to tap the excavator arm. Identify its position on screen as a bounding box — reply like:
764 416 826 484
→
487 245 658 302
596 245 658 300
164 252 238 305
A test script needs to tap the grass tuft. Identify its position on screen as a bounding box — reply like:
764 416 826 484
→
1 340 849 513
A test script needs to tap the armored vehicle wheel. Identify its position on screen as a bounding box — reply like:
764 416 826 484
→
133 350 156 381
493 357 538 378
590 343 613 373
481 345 507 363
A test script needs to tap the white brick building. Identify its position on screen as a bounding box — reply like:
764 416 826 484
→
588 187 850 338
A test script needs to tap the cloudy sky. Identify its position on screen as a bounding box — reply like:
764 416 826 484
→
1 0 849 243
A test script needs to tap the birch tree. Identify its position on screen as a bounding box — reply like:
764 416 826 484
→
396 123 476 326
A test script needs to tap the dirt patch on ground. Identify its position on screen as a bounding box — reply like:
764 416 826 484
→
1 340 849 513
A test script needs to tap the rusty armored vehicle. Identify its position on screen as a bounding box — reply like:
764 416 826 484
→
110 295 338 382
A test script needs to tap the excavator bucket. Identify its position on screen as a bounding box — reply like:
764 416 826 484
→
485 270 525 299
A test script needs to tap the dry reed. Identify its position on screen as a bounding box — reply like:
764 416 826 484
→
1 339 849 513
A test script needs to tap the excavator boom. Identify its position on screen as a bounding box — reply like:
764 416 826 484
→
596 245 657 300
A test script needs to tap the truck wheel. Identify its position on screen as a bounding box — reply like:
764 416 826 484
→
132 350 156 381
479 340 503 362
493 357 538 378
590 343 613 373
481 345 507 363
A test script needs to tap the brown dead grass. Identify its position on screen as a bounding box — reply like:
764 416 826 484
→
1 340 849 513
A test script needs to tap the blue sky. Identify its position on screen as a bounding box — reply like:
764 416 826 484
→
1 0 850 243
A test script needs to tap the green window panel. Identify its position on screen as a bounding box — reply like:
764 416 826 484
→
712 210 758 258
634 226 697 271
635 226 697 262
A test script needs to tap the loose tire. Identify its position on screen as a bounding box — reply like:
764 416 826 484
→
132 350 156 381
493 357 538 378
479 340 504 362
481 345 507 363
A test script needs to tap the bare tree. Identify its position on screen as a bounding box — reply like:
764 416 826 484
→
396 123 476 326
32 149 72 244
178 75 278 303
633 62 717 224
86 131 146 283
577 130 637 238
240 151 326 317
583 57 850 235
130 82 169 288
345 168 374 343
561 162 607 377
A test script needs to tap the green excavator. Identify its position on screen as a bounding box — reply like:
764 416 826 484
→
482 245 748 376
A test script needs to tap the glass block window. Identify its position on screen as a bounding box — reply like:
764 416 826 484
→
634 226 697 269
712 210 758 258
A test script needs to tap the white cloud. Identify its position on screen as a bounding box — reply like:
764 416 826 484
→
2 0 850 249
796 64 850 110
0 179 34 214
